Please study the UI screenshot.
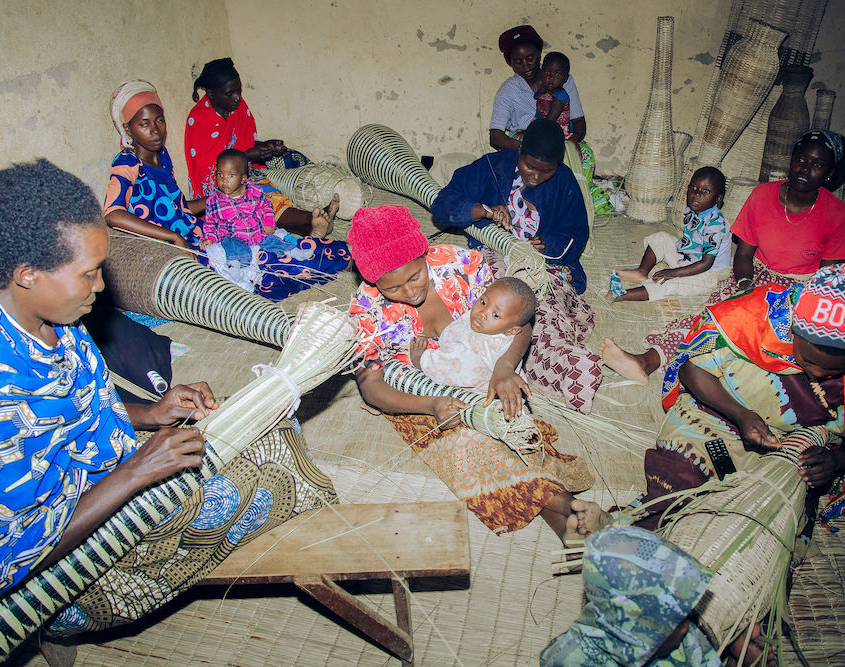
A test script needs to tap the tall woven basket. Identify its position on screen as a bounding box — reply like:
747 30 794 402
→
811 88 836 130
672 19 785 222
346 123 441 209
657 427 826 653
759 65 814 182
625 16 676 223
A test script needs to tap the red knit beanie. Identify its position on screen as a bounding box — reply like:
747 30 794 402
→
347 206 430 284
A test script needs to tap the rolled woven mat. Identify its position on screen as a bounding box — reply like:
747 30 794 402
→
381 359 542 460
655 426 827 654
104 231 293 347
0 301 359 658
263 161 369 220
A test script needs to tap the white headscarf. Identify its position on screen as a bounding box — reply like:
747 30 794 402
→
109 80 162 149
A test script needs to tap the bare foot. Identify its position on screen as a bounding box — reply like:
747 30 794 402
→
599 337 650 386
569 499 611 538
311 208 330 238
617 268 648 283
726 623 776 667
325 193 340 230
310 194 340 238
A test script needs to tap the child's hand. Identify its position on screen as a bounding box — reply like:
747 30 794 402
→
198 238 211 250
409 336 428 367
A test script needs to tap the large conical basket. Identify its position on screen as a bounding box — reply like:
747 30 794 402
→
657 427 826 653
103 231 293 348
346 123 441 209
625 16 676 223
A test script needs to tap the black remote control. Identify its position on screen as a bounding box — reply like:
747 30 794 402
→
704 438 737 480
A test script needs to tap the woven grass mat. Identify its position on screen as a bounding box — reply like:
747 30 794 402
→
788 524 845 666
17 209 844 665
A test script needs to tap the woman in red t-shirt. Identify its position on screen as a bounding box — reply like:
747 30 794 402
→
602 130 845 384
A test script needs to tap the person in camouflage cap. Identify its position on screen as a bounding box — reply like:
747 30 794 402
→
540 525 721 666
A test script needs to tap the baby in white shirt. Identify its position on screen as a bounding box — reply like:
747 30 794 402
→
410 277 537 394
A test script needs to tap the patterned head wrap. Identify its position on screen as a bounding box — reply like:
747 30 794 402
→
792 263 845 349
795 129 844 167
109 80 163 149
498 25 543 63
347 206 429 284
540 526 721 667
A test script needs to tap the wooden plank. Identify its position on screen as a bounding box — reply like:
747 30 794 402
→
392 578 413 667
201 501 469 585
295 575 413 663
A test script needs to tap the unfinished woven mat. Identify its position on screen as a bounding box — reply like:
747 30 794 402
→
656 427 826 656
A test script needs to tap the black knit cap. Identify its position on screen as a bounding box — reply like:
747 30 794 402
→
521 119 566 164
192 58 239 102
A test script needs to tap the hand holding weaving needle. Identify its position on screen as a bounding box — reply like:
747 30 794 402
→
735 409 780 450
482 204 513 230
128 382 219 429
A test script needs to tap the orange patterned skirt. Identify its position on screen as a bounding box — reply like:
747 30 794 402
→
385 414 594 534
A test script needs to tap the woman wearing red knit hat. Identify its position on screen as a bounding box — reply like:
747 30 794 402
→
347 205 601 544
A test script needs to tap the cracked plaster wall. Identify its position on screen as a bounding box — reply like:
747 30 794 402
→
0 1 232 200
228 0 845 178
1 1 843 194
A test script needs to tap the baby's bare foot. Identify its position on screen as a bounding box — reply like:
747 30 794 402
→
617 268 648 283
599 337 650 386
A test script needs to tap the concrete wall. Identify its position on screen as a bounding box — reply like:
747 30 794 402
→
1 0 843 197
0 1 232 200
227 0 845 178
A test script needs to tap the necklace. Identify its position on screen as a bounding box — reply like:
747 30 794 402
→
782 184 818 225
